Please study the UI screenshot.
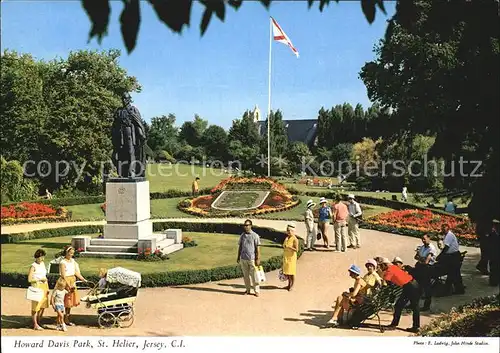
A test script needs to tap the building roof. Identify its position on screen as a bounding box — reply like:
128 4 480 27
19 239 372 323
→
257 119 317 146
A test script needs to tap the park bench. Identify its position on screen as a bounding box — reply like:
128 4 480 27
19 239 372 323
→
341 283 403 333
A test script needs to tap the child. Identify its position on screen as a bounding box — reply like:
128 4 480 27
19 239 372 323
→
51 278 68 331
98 268 107 291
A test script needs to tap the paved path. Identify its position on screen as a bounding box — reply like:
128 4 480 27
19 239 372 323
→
1 219 496 336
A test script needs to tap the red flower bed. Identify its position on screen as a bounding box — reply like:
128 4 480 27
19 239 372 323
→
367 209 476 241
192 195 214 210
1 202 58 219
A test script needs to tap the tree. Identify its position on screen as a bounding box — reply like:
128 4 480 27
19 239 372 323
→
287 142 312 174
79 0 387 53
228 140 259 171
0 157 39 203
179 114 208 147
360 0 500 222
148 114 178 155
1 49 140 193
352 137 382 175
316 107 331 149
260 110 288 160
202 125 228 161
228 110 261 149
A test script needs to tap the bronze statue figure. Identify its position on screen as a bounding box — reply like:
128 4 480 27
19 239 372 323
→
111 93 147 178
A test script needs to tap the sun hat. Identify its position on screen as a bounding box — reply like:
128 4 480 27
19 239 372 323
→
347 194 355 199
319 197 327 204
287 222 296 229
393 256 403 264
381 257 391 265
306 199 316 209
348 264 362 276
365 259 377 268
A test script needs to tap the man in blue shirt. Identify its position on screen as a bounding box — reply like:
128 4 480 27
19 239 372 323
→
237 220 261 297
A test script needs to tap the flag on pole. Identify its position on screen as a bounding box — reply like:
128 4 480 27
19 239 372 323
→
271 17 299 58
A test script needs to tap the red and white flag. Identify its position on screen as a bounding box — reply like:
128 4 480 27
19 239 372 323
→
271 17 299 58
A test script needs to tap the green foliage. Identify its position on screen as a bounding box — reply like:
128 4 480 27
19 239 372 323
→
419 295 500 337
0 157 39 203
1 49 140 194
360 0 500 223
147 114 179 155
202 125 229 161
179 114 208 147
287 142 312 174
156 150 176 164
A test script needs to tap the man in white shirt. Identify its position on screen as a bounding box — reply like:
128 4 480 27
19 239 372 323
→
347 194 363 249
436 224 465 295
413 234 438 310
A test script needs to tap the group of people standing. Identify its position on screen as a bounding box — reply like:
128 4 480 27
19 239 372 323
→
28 246 86 331
304 194 363 251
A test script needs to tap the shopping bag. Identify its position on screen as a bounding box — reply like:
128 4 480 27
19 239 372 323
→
26 286 44 302
254 266 266 283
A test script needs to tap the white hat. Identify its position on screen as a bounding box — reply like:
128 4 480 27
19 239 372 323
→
348 194 355 199
393 257 403 264
287 222 296 229
306 199 316 208
381 257 391 265
319 197 327 204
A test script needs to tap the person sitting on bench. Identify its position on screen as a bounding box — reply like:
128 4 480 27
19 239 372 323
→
436 224 465 295
327 265 367 327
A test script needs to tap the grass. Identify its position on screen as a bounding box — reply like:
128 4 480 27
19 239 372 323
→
213 191 264 209
66 196 391 221
146 164 229 193
1 233 283 274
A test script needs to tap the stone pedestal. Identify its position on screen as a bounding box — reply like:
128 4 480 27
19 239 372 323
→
104 178 153 240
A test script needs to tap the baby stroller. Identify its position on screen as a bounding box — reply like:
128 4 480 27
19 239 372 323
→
79 267 141 328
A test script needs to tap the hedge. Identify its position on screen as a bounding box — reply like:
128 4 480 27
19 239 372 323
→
1 222 304 288
419 295 500 337
0 188 213 207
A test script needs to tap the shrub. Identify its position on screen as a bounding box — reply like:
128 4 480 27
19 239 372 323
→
182 236 198 247
419 295 500 337
137 248 169 261
1 222 304 287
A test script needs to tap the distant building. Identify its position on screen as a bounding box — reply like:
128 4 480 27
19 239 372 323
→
251 105 318 148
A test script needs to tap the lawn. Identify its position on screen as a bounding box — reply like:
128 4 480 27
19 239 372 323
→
146 163 229 193
1 232 283 274
212 191 267 210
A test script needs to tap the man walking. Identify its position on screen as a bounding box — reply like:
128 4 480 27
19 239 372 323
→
380 258 421 333
303 200 316 251
332 195 348 252
347 194 362 249
237 220 261 297
436 224 465 295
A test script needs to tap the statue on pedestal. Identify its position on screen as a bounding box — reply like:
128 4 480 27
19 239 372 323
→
111 93 147 178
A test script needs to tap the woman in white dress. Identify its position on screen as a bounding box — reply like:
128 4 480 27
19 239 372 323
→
27 249 49 330
59 246 87 326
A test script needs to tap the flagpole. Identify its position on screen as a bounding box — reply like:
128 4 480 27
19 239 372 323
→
267 17 272 177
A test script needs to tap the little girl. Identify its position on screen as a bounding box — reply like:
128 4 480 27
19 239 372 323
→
51 278 68 331
98 268 107 291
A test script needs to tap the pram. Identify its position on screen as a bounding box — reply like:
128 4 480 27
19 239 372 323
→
79 267 141 328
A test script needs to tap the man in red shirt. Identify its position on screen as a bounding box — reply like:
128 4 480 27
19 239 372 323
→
380 258 420 333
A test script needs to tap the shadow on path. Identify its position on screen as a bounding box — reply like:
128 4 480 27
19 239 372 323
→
1 314 98 330
217 283 285 291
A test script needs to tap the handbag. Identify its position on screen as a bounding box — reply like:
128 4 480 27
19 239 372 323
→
26 286 44 302
254 266 266 283
278 269 287 282
316 232 322 241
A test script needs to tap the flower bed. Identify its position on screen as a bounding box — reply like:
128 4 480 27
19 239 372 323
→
0 202 69 225
419 295 500 337
363 209 477 246
180 177 300 217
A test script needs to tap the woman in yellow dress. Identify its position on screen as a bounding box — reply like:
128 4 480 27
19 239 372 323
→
28 249 50 330
283 223 299 291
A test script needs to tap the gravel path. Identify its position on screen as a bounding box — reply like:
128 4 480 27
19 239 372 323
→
1 219 495 336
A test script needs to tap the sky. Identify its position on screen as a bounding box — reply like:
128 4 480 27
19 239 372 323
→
2 0 395 129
